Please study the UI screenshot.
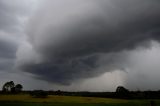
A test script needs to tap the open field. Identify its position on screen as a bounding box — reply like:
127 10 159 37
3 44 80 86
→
0 95 160 106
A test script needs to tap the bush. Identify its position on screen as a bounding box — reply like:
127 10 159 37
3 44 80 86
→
116 86 130 99
30 90 48 98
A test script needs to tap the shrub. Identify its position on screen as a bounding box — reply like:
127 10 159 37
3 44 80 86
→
30 90 48 98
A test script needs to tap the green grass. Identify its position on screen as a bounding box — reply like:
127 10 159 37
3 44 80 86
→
0 94 160 106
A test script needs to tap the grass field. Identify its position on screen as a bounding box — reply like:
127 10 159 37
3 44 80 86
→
0 94 160 106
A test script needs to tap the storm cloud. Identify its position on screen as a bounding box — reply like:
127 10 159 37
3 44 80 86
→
0 0 37 73
17 0 160 85
0 0 22 71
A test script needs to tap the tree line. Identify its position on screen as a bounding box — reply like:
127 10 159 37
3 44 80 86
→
1 81 160 99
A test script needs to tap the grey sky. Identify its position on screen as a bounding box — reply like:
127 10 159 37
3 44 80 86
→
0 0 160 91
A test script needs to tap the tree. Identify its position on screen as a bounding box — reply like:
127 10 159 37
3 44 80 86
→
116 86 129 93
2 81 23 93
2 81 15 92
116 86 130 98
15 84 23 92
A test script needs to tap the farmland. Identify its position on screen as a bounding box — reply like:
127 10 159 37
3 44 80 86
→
0 94 160 106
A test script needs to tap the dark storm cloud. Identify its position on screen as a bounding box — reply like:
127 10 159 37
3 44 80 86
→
0 37 17 58
0 37 17 71
0 33 18 71
18 0 160 85
19 54 99 85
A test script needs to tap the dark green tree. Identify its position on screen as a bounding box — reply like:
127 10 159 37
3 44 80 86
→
2 81 23 93
15 84 23 92
116 86 129 93
2 81 15 92
116 86 130 98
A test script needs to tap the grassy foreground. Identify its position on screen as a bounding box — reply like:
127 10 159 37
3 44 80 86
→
0 94 160 106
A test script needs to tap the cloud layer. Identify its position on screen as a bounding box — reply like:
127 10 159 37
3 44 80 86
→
0 0 38 84
15 0 160 85
0 0 160 91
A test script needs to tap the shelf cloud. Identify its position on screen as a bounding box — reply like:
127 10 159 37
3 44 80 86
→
16 0 160 85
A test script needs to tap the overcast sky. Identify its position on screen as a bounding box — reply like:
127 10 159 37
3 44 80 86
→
0 0 160 91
